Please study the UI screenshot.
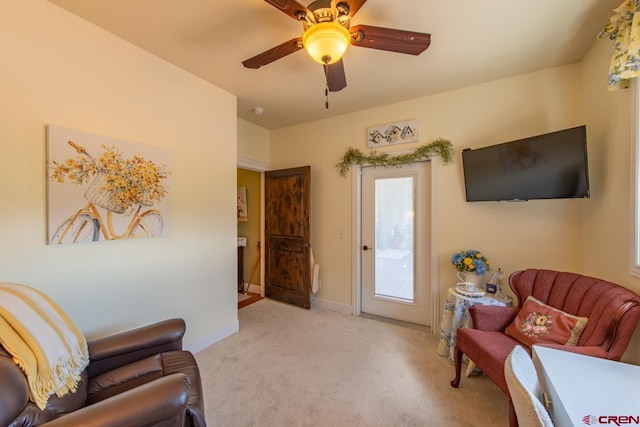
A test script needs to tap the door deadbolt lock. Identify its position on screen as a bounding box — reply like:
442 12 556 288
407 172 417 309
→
362 245 369 251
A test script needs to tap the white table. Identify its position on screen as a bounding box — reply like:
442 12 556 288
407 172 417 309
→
437 288 513 364
532 345 640 427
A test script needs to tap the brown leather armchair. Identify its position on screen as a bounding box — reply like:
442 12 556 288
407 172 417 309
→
450 269 640 427
1 318 206 427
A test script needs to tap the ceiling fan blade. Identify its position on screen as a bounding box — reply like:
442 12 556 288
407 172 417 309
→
324 59 347 92
332 0 367 18
263 0 312 21
242 38 303 69
350 25 431 56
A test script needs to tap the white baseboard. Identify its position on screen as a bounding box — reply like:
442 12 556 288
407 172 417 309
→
185 319 239 354
312 297 352 314
242 283 350 315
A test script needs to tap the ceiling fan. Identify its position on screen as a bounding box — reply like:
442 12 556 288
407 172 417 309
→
242 0 431 93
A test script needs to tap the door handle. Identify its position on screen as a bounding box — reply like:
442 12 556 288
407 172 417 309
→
362 245 369 251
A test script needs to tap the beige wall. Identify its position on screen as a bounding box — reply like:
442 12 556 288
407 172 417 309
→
0 0 238 350
264 39 640 363
238 118 270 164
8 0 638 366
581 40 634 282
269 64 585 310
581 39 640 362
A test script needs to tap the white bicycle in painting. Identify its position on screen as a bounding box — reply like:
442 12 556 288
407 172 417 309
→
50 141 164 244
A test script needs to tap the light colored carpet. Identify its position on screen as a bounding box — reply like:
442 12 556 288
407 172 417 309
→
196 299 509 426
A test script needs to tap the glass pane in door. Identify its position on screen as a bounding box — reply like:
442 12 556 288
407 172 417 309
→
374 176 414 302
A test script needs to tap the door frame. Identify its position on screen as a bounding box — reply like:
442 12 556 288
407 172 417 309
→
351 160 441 332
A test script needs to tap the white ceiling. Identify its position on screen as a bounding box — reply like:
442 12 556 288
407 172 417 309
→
47 0 618 130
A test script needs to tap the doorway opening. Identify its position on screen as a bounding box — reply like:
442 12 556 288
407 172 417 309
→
237 161 268 307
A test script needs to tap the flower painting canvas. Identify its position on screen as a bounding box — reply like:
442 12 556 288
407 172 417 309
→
47 125 172 245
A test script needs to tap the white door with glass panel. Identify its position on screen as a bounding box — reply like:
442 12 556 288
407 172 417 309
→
361 162 431 326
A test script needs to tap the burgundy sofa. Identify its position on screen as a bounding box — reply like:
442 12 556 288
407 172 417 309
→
450 269 640 427
0 318 206 427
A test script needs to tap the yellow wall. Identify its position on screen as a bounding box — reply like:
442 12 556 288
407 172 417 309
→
237 169 262 288
0 0 238 349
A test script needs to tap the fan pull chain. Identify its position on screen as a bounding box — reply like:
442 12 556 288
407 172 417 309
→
325 85 329 109
323 63 330 109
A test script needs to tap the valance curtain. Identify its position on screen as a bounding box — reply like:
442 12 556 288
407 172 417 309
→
599 0 640 90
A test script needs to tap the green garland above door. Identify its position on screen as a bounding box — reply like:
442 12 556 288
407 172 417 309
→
336 138 455 177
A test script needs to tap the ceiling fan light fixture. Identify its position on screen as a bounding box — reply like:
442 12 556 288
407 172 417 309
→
303 22 350 65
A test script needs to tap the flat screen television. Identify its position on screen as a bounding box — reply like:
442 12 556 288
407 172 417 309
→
462 125 590 202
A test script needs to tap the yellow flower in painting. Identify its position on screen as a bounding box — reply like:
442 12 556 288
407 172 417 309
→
475 253 483 259
49 144 170 215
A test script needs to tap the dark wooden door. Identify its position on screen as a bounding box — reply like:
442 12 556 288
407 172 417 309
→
264 166 311 309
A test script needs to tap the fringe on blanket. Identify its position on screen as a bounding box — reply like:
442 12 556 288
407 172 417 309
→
0 282 89 409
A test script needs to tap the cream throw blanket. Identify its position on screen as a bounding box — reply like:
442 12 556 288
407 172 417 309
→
0 282 89 410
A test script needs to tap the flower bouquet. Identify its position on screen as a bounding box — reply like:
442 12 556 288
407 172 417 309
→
451 249 490 275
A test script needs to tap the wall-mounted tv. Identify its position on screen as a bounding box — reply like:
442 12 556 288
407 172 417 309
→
462 125 590 202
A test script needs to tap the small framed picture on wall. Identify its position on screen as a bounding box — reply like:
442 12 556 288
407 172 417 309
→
237 187 248 222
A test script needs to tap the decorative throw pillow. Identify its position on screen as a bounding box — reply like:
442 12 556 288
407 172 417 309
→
505 296 589 347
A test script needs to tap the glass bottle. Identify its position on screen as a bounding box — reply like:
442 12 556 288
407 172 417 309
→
487 267 505 294
493 268 505 294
